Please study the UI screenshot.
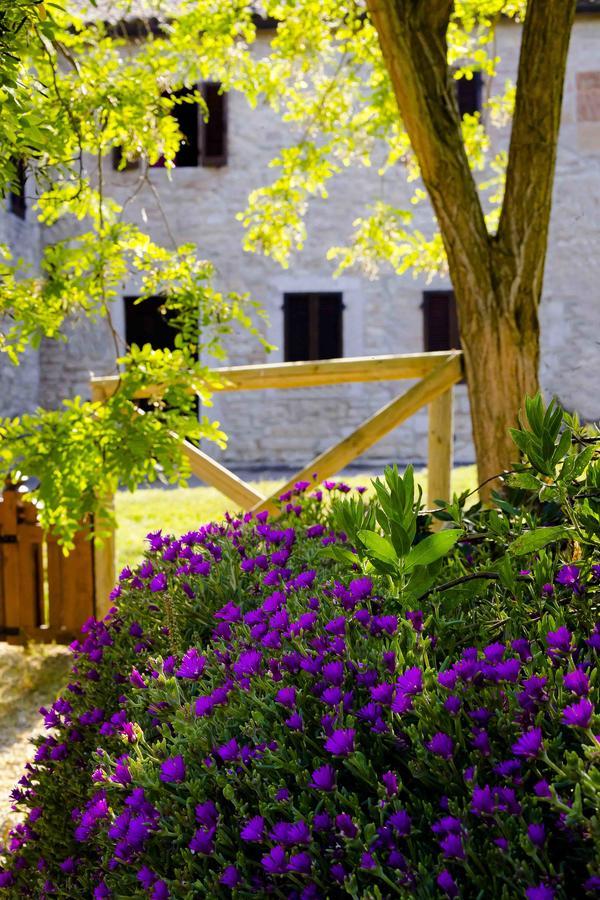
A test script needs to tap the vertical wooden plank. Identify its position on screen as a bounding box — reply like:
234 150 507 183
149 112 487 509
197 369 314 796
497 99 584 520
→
428 388 454 514
93 498 116 621
46 536 64 638
61 530 95 635
90 381 116 621
0 489 22 643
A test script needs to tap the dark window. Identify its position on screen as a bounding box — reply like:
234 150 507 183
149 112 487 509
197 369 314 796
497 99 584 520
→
423 290 461 352
456 71 482 117
283 293 344 362
113 82 227 170
200 82 227 167
9 159 26 219
124 295 177 351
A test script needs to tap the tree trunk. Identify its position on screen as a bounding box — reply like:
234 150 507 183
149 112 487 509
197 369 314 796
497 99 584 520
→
365 0 577 497
459 297 540 495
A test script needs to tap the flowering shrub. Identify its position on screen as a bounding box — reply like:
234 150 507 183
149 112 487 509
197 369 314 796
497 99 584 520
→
1 397 599 898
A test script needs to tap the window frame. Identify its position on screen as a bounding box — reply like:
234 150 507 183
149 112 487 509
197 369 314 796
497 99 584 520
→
283 292 344 362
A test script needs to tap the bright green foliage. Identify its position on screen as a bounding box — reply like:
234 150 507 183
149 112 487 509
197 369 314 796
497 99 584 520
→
0 0 538 543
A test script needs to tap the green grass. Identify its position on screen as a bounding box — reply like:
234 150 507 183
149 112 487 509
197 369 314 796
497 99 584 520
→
114 465 477 572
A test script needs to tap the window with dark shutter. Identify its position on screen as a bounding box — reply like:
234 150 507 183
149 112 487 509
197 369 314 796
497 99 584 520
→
124 295 177 351
456 71 482 117
9 159 26 219
200 82 227 167
423 290 461 352
283 293 344 362
113 83 227 170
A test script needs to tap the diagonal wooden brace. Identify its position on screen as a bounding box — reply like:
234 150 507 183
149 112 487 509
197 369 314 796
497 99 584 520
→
252 352 463 514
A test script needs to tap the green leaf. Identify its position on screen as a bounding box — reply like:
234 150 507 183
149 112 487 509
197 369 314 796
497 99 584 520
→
357 530 398 566
403 529 462 573
508 525 572 557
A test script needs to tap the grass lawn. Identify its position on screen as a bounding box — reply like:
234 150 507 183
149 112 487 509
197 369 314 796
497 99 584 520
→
115 465 477 572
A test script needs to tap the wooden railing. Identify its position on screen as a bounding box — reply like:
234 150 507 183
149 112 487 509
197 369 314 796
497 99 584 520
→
91 350 464 613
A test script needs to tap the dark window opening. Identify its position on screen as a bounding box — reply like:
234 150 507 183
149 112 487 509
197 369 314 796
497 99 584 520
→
9 159 26 219
124 295 198 415
200 82 228 167
124 295 177 351
283 293 344 362
113 82 227 171
423 290 461 354
456 71 482 117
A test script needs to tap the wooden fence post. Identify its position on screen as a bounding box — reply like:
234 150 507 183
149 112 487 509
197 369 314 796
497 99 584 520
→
90 380 116 619
427 388 454 513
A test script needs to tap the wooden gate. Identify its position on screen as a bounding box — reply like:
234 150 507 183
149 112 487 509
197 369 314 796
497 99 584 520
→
0 485 96 644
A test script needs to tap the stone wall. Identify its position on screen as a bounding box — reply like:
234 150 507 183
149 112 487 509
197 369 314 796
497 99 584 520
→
0 181 42 418
22 15 600 471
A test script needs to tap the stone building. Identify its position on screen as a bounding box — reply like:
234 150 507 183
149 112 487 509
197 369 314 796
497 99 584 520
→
2 5 600 473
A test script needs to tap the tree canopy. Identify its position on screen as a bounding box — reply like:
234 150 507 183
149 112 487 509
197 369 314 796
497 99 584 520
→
0 0 580 541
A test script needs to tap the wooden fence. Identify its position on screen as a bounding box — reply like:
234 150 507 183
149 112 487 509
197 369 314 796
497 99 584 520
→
0 485 96 644
91 350 464 616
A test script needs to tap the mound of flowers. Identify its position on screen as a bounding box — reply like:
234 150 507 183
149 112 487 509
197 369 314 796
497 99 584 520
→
1 400 599 898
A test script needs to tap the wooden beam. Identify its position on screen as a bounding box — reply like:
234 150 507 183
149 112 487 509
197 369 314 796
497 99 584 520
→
253 352 463 514
90 352 458 400
428 388 454 517
179 439 266 510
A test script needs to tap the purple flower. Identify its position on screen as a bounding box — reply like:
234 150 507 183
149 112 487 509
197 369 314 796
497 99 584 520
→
440 832 465 859
285 713 304 731
556 565 581 591
149 572 167 593
241 816 264 842
175 648 206 680
527 823 545 848
388 809 411 836
382 771 398 797
220 866 241 888
512 638 532 662
159 756 186 783
322 661 344 685
444 696 461 715
233 650 262 678
437 870 459 898
406 609 424 632
546 626 572 656
360 852 376 870
427 732 454 760
336 813 357 838
189 826 215 855
562 697 593 728
195 801 218 827
261 845 287 874
534 779 552 798
288 851 312 874
275 686 296 709
526 885 555 900
396 666 423 696
152 882 170 900
563 669 590 696
324 728 355 757
512 727 543 758
348 576 373 600
309 765 336 791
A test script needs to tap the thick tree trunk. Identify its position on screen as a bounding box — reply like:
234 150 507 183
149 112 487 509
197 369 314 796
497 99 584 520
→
459 297 540 495
365 0 577 496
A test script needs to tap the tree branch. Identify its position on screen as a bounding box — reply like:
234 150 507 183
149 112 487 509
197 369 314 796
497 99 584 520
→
495 0 578 312
364 0 494 317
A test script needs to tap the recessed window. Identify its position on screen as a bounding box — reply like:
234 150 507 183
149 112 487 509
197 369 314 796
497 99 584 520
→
200 82 228 167
9 159 26 219
124 295 177 351
423 290 461 352
283 292 344 362
456 71 482 117
113 82 227 170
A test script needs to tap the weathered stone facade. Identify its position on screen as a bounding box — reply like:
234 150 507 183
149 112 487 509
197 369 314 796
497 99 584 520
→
3 13 600 472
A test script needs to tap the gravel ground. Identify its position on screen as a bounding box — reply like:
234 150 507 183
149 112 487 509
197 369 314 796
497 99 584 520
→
0 644 71 843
